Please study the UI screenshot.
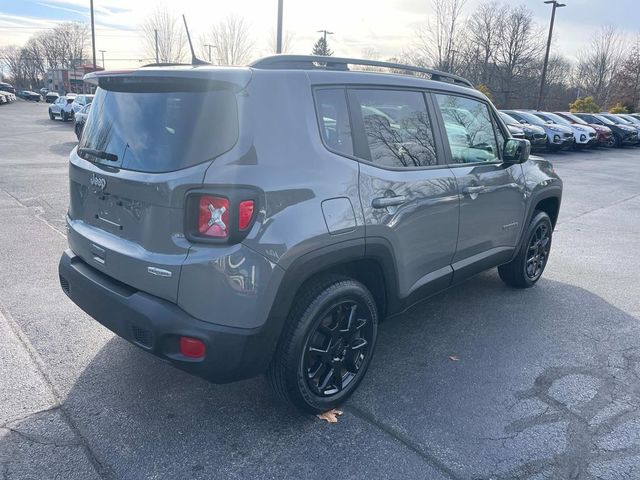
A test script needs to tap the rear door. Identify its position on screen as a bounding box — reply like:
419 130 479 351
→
350 88 459 300
67 73 245 302
432 92 526 281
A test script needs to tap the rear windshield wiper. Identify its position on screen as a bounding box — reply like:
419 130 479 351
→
78 148 118 162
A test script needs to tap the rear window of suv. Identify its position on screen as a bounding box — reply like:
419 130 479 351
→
78 79 238 173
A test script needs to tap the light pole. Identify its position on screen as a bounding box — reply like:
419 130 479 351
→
537 0 566 110
154 29 159 63
276 0 283 53
204 44 216 63
99 50 106 68
89 0 96 69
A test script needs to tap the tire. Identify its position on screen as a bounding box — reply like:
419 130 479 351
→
75 124 81 141
499 210 553 289
49 110 54 120
267 275 378 413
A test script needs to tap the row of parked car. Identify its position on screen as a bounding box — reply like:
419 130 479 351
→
499 109 640 151
47 93 93 140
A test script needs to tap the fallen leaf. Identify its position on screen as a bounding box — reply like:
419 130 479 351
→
316 408 343 423
449 355 460 361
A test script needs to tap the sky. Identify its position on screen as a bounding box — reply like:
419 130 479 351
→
0 0 639 70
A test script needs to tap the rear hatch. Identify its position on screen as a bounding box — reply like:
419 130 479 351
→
67 67 250 302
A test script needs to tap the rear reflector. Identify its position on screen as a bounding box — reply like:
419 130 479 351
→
179 337 206 358
238 200 255 230
198 195 229 238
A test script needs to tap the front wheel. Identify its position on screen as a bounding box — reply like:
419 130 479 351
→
268 276 378 413
49 110 54 120
499 210 553 288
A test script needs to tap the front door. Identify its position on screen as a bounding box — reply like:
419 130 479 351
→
433 92 527 280
349 88 460 301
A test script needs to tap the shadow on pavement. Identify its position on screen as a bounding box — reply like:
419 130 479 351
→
12 273 640 479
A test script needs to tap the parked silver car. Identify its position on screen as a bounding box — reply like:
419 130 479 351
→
48 96 75 121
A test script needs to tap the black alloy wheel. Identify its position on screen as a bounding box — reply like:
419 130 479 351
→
303 299 374 397
268 276 378 413
525 222 550 281
498 210 553 288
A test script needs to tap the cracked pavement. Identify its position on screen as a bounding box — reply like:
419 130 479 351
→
1 100 640 479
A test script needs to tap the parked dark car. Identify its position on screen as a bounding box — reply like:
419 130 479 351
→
74 103 91 140
499 111 547 151
58 55 562 413
599 113 640 145
617 114 640 132
575 113 638 147
502 110 573 151
554 111 614 147
18 90 41 101
0 82 16 94
45 91 60 103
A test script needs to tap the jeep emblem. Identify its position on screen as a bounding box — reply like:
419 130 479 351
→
90 173 106 190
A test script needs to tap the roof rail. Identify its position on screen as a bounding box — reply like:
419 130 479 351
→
250 55 474 89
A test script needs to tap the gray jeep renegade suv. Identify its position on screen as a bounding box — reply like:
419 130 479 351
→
59 55 562 413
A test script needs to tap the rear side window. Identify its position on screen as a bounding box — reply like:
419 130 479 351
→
435 94 500 164
79 83 238 173
351 89 438 168
314 88 353 156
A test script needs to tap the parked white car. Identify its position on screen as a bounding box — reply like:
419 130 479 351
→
534 111 597 148
70 94 94 114
48 96 75 121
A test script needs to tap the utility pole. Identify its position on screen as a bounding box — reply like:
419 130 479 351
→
537 0 566 110
276 0 283 53
99 50 106 68
154 29 159 63
204 44 216 62
317 29 334 45
90 0 96 69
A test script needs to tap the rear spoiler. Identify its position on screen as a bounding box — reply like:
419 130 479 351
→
83 67 252 91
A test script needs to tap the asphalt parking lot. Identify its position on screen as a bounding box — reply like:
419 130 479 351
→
1 99 640 480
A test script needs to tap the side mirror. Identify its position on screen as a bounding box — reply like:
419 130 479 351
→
503 138 530 164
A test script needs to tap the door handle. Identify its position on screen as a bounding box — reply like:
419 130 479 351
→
462 186 485 195
371 195 407 209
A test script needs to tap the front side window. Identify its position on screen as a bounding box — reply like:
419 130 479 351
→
435 94 500 164
314 88 353 156
351 89 437 168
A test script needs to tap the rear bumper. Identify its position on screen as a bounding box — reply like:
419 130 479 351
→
59 249 279 383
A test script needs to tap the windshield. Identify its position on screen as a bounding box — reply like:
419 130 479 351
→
601 114 630 125
542 112 571 126
78 83 238 173
558 112 587 125
508 111 546 126
499 112 517 124
593 114 615 125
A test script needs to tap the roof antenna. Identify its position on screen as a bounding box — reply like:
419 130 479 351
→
182 14 208 65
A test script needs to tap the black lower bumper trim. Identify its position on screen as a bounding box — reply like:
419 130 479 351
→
58 250 278 383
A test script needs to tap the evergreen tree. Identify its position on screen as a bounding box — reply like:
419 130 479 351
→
312 36 333 56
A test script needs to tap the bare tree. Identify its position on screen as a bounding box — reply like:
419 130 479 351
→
463 1 506 84
411 0 468 72
203 15 254 66
611 35 640 110
576 25 625 107
494 5 543 106
141 7 187 64
36 22 89 69
267 29 295 54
